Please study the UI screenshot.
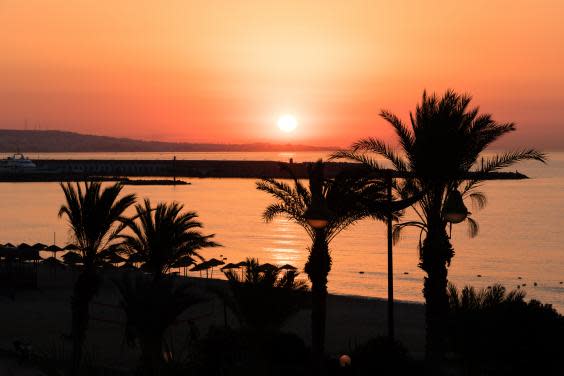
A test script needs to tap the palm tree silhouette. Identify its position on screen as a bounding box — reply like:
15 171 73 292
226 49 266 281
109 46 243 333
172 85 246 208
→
114 274 205 375
332 90 546 360
115 199 219 374
223 257 308 332
119 199 220 282
257 160 407 373
58 181 136 373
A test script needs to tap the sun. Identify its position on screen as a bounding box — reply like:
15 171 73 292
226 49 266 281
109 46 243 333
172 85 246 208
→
277 114 298 133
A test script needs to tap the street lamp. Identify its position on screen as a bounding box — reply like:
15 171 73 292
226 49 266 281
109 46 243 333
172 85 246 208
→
443 189 469 223
304 195 331 229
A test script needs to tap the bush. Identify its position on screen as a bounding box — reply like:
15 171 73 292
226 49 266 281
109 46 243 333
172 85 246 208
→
447 283 564 375
190 327 309 376
329 336 422 376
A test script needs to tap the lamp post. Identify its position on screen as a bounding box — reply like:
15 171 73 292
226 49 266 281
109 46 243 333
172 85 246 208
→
386 171 394 341
304 162 331 376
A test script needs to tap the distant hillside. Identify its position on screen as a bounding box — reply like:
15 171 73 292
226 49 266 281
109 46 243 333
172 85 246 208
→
0 130 334 152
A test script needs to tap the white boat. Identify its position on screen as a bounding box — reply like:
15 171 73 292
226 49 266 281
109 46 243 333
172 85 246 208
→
0 153 37 171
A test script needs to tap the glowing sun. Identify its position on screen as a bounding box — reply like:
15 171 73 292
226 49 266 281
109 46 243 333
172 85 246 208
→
277 114 298 133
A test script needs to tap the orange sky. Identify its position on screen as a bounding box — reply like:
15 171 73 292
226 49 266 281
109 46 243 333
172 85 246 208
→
1 1 563 148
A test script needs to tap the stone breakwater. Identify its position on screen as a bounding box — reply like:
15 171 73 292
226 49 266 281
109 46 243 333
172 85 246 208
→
0 159 353 181
0 159 528 182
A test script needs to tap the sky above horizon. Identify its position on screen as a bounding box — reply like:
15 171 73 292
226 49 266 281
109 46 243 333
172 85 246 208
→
1 1 563 149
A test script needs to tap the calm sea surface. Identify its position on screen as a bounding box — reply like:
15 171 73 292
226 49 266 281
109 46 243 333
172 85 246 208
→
1 151 562 311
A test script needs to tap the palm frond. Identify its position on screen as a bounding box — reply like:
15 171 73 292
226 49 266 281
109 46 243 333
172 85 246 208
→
350 137 409 172
467 191 487 211
466 216 479 238
392 220 427 245
329 149 384 170
380 109 415 157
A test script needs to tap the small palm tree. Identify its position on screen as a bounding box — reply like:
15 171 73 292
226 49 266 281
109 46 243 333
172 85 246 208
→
119 199 220 282
58 181 136 373
114 275 204 375
333 90 546 359
257 160 408 372
223 257 308 332
115 199 219 374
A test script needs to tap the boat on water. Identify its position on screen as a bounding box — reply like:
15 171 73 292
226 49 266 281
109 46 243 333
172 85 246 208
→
0 153 37 171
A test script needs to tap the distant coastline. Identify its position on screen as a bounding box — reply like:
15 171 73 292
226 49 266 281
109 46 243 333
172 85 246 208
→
0 129 336 153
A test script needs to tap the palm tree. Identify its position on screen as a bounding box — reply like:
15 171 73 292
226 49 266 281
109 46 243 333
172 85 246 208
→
115 199 219 374
332 90 546 360
58 181 136 373
114 275 205 375
223 257 308 332
119 199 220 282
257 160 409 373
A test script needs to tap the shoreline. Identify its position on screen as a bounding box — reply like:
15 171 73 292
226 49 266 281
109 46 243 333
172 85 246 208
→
0 264 426 370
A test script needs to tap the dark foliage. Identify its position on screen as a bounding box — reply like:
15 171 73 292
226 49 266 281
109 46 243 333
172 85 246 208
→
447 284 564 375
325 336 426 376
114 274 206 376
222 257 309 332
190 327 310 376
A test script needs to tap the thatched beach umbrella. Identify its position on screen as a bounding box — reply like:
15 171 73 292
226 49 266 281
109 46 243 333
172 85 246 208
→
172 256 196 276
41 256 66 269
41 256 66 278
220 262 239 271
62 251 82 266
259 263 277 272
232 260 249 278
4 243 15 248
16 244 35 262
206 258 225 278
47 244 64 259
32 242 47 250
0 245 17 260
21 248 43 263
279 264 298 271
190 261 212 278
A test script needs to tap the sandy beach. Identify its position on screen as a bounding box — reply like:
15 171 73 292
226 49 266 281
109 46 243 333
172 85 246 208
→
0 265 425 371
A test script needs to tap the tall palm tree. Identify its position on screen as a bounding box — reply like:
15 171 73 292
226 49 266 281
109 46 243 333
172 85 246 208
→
257 160 409 373
58 181 136 373
332 90 546 360
119 199 220 282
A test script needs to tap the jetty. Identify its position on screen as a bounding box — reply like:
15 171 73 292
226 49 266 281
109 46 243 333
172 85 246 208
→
0 159 529 182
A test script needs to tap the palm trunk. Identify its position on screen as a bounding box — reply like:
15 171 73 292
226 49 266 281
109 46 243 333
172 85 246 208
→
70 267 99 374
305 230 331 376
419 217 454 363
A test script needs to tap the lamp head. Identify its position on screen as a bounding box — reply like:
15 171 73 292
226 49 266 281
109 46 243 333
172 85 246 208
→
443 189 469 223
304 198 331 229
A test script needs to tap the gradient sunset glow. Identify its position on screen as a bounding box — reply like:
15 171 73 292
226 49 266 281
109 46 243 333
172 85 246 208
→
1 1 563 148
